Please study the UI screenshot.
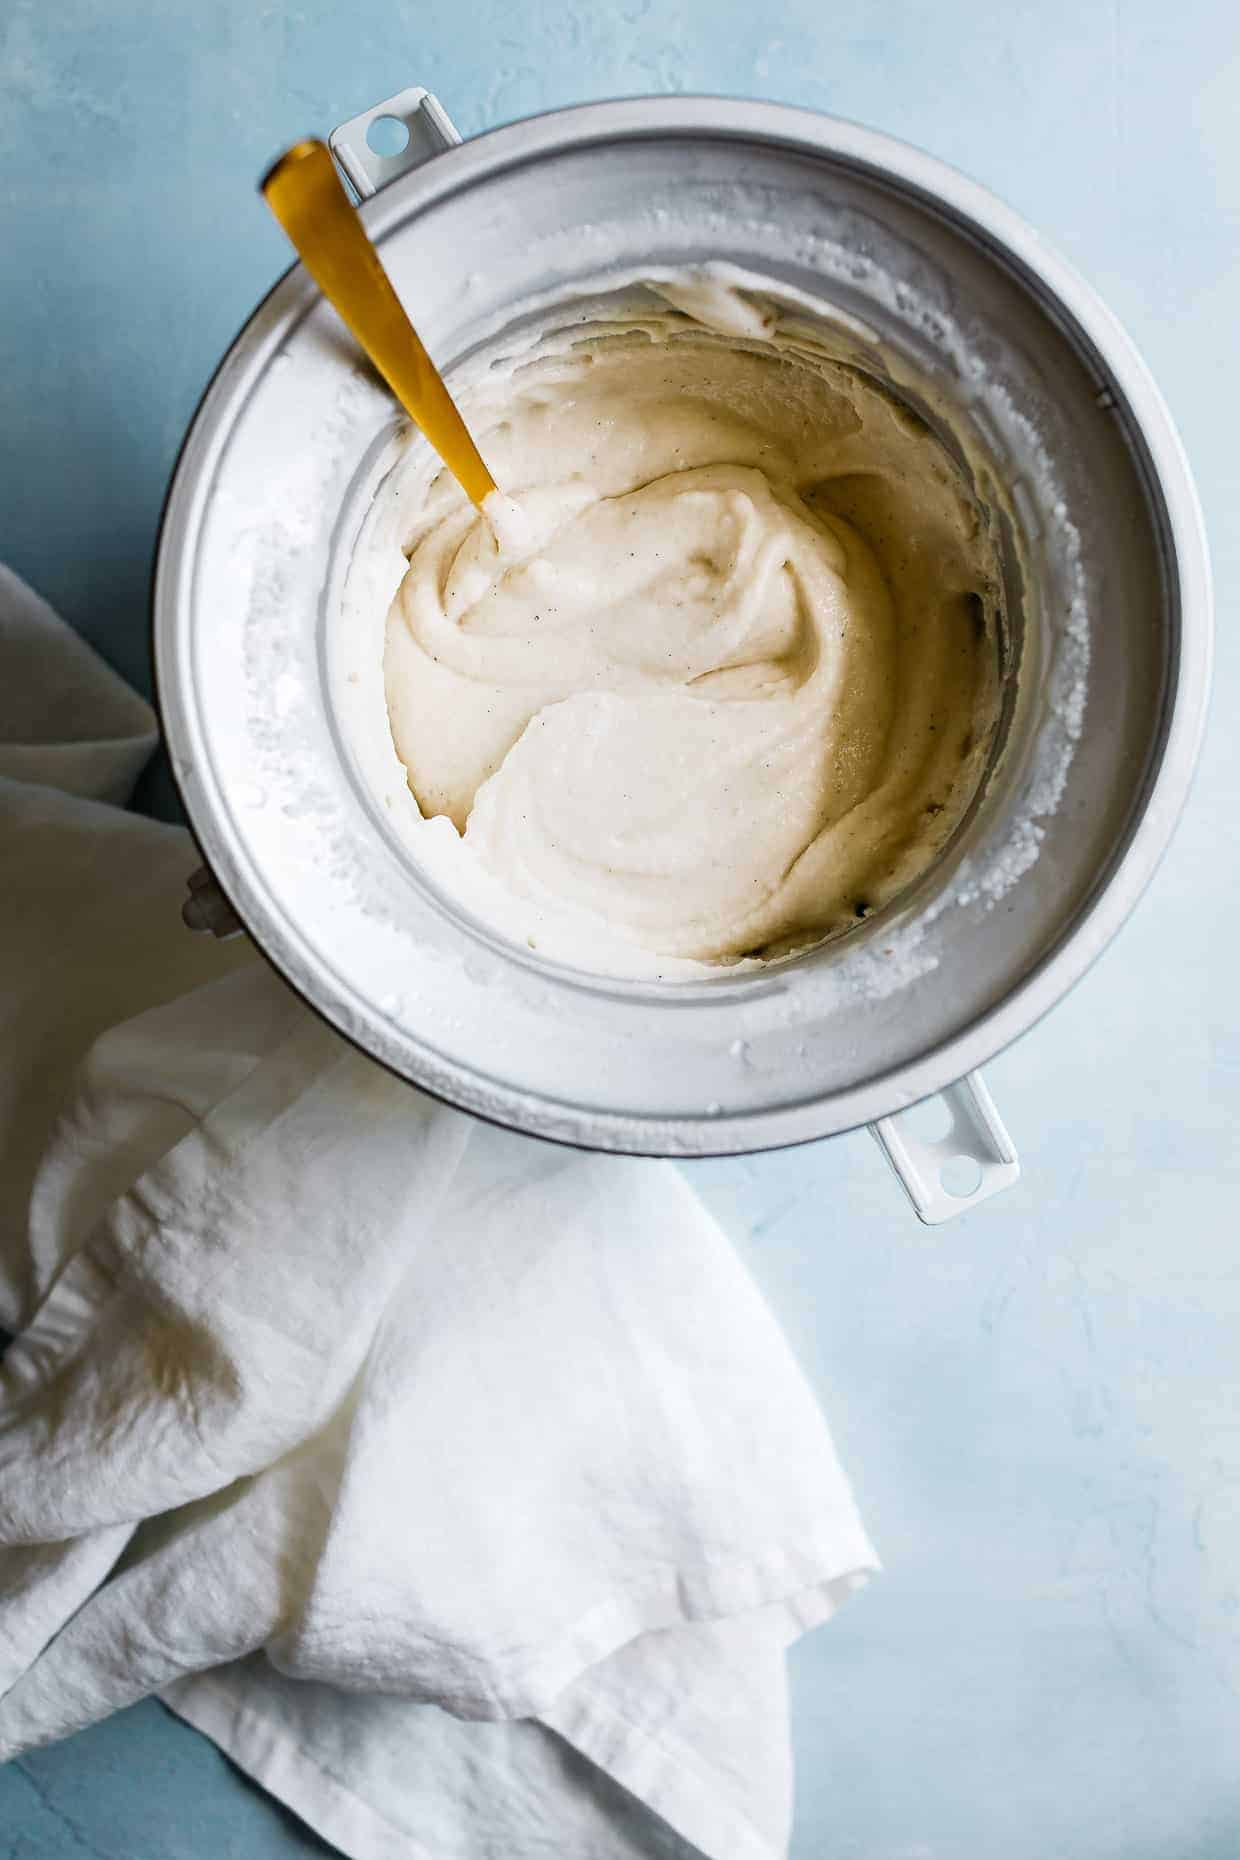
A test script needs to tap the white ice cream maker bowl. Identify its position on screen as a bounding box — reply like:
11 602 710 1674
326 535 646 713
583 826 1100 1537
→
155 90 1211 1222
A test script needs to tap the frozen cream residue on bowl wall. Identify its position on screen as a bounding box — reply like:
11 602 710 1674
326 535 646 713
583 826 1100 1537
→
340 268 1007 980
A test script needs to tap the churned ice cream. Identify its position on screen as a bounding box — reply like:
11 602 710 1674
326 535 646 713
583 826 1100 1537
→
347 271 1002 978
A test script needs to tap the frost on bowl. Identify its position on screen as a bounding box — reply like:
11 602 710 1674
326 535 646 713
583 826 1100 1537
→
325 261 1088 1002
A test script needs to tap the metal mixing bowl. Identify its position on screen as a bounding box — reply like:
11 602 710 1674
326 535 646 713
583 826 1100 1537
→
153 92 1211 1217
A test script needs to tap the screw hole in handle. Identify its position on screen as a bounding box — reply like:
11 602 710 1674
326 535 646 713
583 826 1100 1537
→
869 1070 1019 1224
366 114 411 157
938 1154 984 1199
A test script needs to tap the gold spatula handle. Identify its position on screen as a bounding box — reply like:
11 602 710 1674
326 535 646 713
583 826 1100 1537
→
262 139 497 509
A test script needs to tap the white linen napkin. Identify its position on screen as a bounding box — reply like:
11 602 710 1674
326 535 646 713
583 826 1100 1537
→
0 564 877 1860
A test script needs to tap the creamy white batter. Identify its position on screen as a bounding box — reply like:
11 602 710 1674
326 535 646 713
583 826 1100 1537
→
351 274 1001 977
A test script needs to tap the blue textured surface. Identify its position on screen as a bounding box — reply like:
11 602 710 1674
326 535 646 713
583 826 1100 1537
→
2 2 1238 1856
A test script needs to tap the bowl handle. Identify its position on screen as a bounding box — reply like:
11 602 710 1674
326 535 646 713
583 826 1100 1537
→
869 1072 1019 1223
329 89 462 200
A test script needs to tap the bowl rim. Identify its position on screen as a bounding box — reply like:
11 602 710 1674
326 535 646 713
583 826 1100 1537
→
153 95 1213 1154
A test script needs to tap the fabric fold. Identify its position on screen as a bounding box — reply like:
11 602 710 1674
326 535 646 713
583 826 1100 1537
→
0 566 877 1860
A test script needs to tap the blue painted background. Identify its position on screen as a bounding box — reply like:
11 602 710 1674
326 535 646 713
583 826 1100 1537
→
2 2 1238 1856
